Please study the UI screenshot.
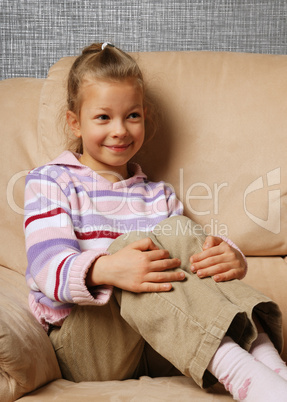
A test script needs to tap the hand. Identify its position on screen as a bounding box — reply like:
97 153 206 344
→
87 237 183 293
189 236 246 282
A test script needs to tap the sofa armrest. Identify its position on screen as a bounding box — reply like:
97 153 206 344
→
243 257 287 361
0 267 61 402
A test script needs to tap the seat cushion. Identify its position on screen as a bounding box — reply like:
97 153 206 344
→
0 268 61 402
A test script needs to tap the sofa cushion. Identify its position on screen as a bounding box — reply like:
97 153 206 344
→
18 376 230 401
243 256 287 361
37 51 287 256
0 268 61 402
0 78 45 276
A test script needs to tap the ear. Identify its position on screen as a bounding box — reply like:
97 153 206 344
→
66 110 81 138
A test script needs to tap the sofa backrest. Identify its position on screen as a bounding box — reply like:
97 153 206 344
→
1 51 287 276
0 78 44 274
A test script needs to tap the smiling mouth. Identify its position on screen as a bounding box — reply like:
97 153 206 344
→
104 144 132 152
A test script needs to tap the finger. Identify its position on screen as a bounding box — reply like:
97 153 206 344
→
149 256 181 271
190 246 224 269
194 251 242 272
130 237 159 252
202 236 223 250
190 244 223 263
195 262 229 278
213 268 244 282
202 236 216 250
136 282 173 293
147 248 172 261
191 240 237 267
197 262 245 280
137 270 186 293
145 269 185 283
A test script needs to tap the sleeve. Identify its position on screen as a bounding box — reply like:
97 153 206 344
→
24 169 113 307
165 184 184 217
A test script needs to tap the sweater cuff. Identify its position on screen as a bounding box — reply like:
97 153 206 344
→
69 250 113 305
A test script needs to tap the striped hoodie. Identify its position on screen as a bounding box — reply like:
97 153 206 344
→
24 151 183 330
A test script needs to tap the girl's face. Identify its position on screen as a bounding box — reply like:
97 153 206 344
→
67 78 145 182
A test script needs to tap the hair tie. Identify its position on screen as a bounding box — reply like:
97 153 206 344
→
101 42 115 50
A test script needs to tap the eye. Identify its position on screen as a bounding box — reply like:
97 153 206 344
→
128 112 141 119
97 114 110 121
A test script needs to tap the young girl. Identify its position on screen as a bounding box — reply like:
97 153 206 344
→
24 42 287 401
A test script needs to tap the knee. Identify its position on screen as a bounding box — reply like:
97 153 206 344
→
151 216 206 259
155 215 205 239
108 230 147 254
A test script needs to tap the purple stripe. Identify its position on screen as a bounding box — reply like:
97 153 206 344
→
86 188 166 202
25 197 53 213
27 169 169 204
72 213 167 231
31 290 73 310
26 238 80 275
63 180 93 198
26 171 59 185
58 253 74 301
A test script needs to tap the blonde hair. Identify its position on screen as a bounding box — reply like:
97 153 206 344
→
66 43 151 154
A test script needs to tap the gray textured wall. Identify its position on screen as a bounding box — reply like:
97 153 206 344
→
1 0 287 80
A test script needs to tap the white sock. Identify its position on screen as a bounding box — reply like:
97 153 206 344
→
207 336 287 401
250 332 287 380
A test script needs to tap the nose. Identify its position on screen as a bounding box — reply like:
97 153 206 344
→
112 119 128 137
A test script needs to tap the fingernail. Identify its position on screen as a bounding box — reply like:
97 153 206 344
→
191 265 195 273
179 272 185 279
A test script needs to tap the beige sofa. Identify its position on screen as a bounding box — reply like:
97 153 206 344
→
1 50 287 401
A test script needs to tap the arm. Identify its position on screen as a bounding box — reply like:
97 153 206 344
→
24 169 112 307
164 187 247 282
25 169 184 306
162 186 246 281
86 237 184 293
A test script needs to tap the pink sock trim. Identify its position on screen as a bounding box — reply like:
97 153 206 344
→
238 378 251 400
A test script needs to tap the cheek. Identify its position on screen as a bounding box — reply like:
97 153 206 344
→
83 124 105 140
135 123 145 139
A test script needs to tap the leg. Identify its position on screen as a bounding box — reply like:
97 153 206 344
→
49 216 203 382
249 332 287 380
140 343 182 378
49 295 145 382
108 216 283 388
208 336 287 401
